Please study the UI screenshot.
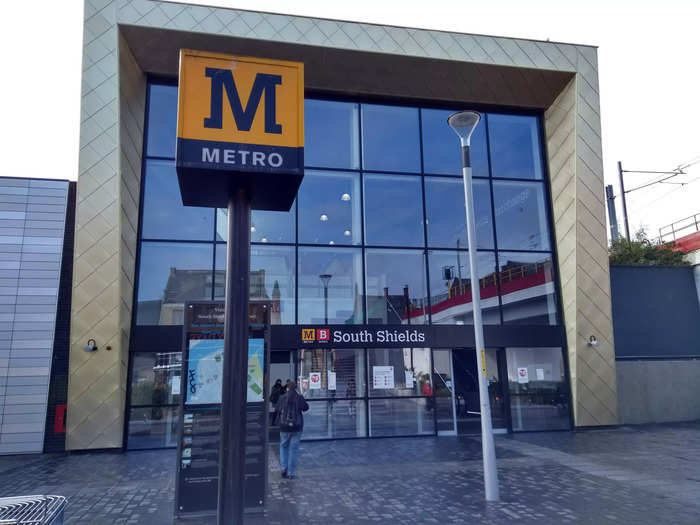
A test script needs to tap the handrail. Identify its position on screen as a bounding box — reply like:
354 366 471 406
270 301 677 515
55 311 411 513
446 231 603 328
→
659 212 700 242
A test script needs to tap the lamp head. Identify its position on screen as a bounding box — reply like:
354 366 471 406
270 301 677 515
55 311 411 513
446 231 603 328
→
447 111 481 144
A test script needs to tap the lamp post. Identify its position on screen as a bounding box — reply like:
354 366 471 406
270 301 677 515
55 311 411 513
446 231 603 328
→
319 274 332 324
448 110 500 502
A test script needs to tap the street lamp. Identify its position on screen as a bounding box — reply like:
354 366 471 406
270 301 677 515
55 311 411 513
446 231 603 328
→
448 110 500 502
319 274 332 324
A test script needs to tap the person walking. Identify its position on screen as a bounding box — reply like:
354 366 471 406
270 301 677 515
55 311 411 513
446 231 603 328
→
277 380 309 480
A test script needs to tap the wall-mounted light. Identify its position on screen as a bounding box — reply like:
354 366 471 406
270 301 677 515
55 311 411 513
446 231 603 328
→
588 335 599 347
84 339 98 352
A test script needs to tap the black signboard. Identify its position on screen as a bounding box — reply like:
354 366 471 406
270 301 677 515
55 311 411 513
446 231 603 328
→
174 302 269 518
270 324 565 350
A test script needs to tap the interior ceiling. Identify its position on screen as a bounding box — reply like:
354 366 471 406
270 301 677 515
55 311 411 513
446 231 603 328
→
120 24 573 111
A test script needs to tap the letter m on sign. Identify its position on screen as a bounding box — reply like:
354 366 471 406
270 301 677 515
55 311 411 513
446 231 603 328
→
204 68 282 134
301 329 315 342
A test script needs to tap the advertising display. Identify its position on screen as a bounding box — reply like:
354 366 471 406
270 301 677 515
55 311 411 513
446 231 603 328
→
174 302 269 518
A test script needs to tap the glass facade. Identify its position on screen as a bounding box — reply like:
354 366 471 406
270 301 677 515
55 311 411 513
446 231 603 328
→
127 79 569 447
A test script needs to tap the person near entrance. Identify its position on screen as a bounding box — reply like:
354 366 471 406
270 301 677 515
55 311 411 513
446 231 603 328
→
270 379 284 424
277 380 309 480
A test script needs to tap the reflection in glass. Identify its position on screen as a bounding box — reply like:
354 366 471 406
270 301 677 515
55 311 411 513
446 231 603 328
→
361 104 421 173
493 181 551 251
369 398 435 436
136 242 214 325
363 174 424 247
367 348 431 397
302 400 367 439
298 171 361 245
127 406 179 449
421 108 489 177
432 349 456 433
142 160 214 240
305 100 360 169
506 347 570 431
146 83 178 159
130 352 182 406
424 177 493 249
298 247 363 324
215 245 295 324
428 250 500 325
297 348 366 399
488 114 543 180
498 252 557 325
216 203 295 243
365 249 427 324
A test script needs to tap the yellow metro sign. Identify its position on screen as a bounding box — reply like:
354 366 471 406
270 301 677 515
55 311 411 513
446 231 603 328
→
175 49 304 210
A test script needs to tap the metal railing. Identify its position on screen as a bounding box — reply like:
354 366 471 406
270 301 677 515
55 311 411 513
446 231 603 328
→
659 213 700 242
0 495 66 525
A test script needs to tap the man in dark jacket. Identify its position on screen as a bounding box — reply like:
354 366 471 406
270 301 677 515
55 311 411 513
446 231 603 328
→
277 380 309 479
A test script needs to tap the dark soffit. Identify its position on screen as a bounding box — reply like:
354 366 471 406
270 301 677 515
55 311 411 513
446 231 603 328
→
119 24 574 111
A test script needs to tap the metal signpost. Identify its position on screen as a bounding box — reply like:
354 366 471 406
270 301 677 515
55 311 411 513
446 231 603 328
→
448 111 500 502
176 50 304 524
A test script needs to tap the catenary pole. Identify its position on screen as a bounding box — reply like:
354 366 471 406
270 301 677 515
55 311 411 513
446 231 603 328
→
617 161 631 239
448 111 500 502
218 188 251 524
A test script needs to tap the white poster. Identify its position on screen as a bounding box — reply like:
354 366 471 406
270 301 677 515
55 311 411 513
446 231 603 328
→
309 372 322 390
170 376 181 396
405 370 414 388
373 366 395 389
536 368 545 381
328 372 337 391
517 367 529 384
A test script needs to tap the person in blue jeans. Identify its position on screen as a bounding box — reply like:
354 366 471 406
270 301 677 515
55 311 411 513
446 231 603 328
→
277 380 309 480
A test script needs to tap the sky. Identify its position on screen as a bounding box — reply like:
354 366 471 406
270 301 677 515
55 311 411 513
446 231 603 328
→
0 0 698 241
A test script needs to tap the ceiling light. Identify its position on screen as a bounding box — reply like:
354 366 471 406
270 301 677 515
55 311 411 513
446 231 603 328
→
329 240 335 245
320 214 328 221
341 193 351 201
344 230 351 237
261 237 268 243
250 224 256 233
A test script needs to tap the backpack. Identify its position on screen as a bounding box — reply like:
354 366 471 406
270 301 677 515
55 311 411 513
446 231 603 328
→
278 392 301 431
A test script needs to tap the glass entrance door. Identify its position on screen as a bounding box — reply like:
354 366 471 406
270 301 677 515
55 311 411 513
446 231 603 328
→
432 349 456 435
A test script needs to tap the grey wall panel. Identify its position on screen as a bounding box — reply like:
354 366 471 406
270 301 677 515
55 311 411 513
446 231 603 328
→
0 177 68 455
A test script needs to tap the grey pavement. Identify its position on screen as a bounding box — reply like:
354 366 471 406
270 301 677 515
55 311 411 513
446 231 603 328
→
0 422 699 524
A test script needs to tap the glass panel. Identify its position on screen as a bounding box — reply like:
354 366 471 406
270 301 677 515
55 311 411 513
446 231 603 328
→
363 174 424 247
428 250 500 325
146 83 178 159
301 400 367 439
130 352 182 406
141 159 214 241
304 99 360 169
365 249 427 325
369 398 435 436
498 252 558 325
298 247 364 324
298 171 361 245
215 245 295 324
421 108 489 177
488 114 543 180
493 180 551 251
432 349 455 433
367 348 431 397
297 348 366 399
136 242 213 325
361 104 420 173
506 347 570 431
424 177 493 249
216 204 295 243
127 406 179 449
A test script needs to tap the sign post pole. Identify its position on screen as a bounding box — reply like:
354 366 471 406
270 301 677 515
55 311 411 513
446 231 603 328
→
218 189 251 524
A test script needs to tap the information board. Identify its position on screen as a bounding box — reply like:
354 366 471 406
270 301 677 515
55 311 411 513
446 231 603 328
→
174 302 269 518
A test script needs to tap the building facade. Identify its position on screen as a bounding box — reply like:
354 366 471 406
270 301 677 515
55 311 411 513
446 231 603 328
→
68 0 617 450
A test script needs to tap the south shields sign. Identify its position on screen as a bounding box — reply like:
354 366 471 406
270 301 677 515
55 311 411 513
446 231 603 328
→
175 49 304 210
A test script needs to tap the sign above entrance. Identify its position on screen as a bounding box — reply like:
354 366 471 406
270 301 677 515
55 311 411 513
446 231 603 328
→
176 49 304 210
